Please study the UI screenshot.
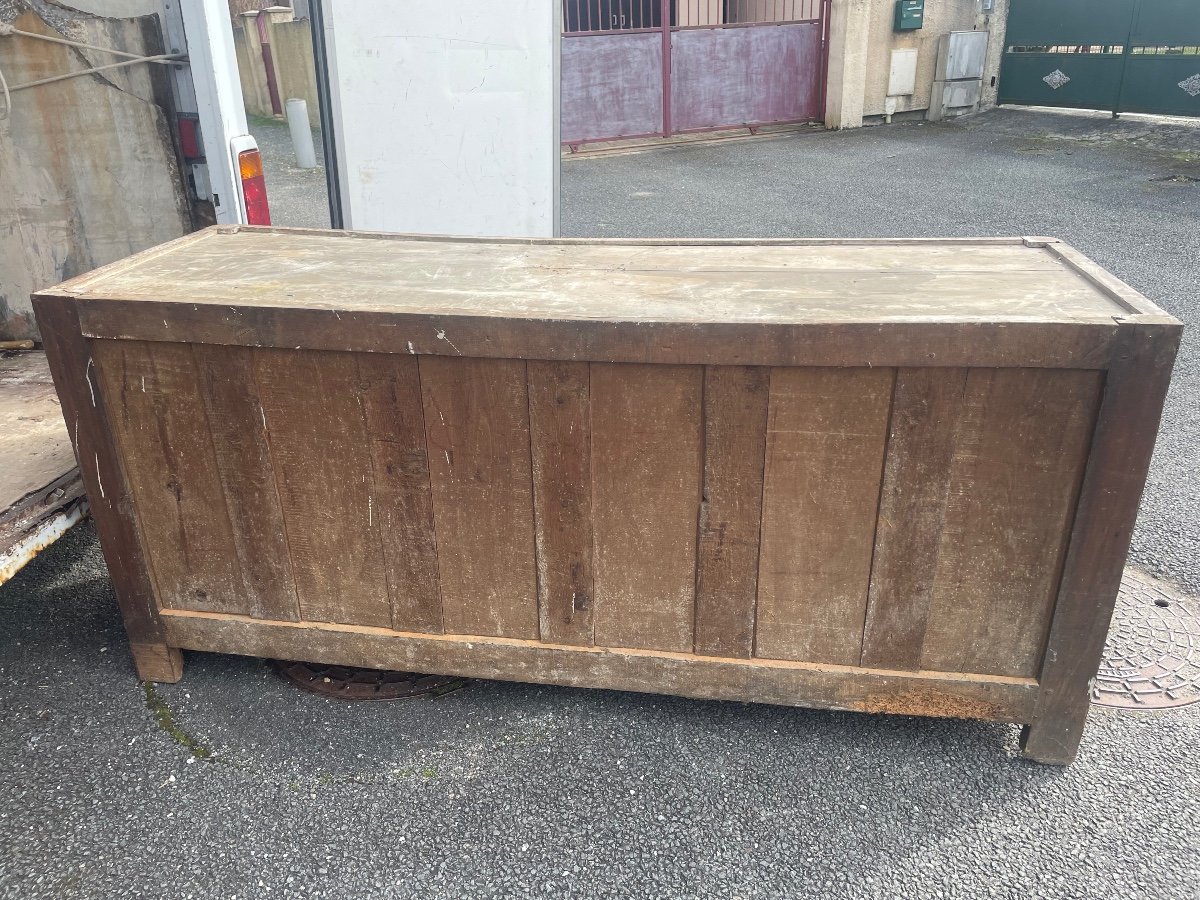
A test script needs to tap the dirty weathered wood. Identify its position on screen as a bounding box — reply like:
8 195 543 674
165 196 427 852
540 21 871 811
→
694 366 769 658
76 300 1119 370
756 367 893 665
161 608 1041 723
420 356 538 640
528 360 595 646
356 354 444 634
33 228 1183 763
918 368 1103 679
253 349 391 628
193 344 301 622
859 368 967 670
1022 323 1181 764
93 340 248 616
33 297 182 683
591 364 703 653
68 230 1130 369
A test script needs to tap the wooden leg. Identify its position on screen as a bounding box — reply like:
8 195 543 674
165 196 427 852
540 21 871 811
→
1019 323 1181 768
130 643 184 684
1019 710 1087 766
35 297 182 686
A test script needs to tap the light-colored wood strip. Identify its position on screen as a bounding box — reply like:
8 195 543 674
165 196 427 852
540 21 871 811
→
591 364 703 653
859 368 968 670
920 368 1104 678
756 367 895 665
253 348 392 628
163 607 1039 723
93 340 245 615
356 354 443 634
420 356 538 639
192 344 300 621
528 360 594 646
694 366 769 658
62 230 1130 324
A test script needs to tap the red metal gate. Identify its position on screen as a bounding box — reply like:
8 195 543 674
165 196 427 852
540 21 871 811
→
561 0 831 146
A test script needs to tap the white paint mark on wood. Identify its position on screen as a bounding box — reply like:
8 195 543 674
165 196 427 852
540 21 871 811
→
94 453 105 499
85 358 96 407
435 329 462 354
407 341 416 354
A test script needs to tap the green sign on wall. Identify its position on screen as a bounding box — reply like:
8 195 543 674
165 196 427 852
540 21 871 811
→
999 0 1200 117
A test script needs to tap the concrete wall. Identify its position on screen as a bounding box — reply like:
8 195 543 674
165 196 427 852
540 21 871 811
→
54 0 161 15
272 19 317 115
0 2 192 341
234 8 317 119
826 0 1009 128
233 20 270 116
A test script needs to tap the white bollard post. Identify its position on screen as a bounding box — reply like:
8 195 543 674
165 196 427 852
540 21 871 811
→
285 98 318 169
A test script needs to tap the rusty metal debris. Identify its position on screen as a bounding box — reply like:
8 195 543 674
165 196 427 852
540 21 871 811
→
272 660 467 701
0 499 87 585
1092 571 1200 710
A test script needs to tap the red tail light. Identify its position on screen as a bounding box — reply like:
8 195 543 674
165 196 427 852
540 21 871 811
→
177 116 202 159
238 148 271 225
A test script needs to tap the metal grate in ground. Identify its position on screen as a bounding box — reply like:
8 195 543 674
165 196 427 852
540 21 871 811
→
1093 570 1200 710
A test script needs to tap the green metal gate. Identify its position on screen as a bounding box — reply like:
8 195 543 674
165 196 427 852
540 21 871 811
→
999 0 1200 117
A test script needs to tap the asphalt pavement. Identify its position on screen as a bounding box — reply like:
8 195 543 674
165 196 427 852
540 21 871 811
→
2 108 1198 899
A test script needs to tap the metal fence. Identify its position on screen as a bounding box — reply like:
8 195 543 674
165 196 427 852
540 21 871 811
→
561 0 821 35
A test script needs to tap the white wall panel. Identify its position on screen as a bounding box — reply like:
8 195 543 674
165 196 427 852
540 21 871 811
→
325 0 559 237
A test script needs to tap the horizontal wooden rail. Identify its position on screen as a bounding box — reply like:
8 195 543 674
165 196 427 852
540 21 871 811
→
162 609 1040 722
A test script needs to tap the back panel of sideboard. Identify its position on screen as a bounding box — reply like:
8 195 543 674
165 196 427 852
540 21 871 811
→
92 340 1102 681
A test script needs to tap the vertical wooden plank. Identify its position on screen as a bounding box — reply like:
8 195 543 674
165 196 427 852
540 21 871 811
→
528 360 594 646
420 356 537 639
591 363 703 653
93 340 246 616
356 354 443 634
253 348 391 628
756 367 894 665
919 368 1104 679
192 344 300 622
1023 323 1181 764
33 298 182 682
859 368 968 670
694 366 769 658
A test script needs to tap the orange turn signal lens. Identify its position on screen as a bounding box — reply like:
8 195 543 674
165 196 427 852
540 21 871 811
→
237 148 271 226
238 148 265 180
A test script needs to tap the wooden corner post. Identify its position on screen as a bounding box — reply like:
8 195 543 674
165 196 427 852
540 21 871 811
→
33 296 183 683
1021 320 1181 764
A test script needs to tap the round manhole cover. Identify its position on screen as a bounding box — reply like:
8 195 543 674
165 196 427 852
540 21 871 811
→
273 660 467 701
1092 571 1200 710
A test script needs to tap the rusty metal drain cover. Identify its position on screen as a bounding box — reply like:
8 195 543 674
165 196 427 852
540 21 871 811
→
273 660 467 701
1092 571 1200 710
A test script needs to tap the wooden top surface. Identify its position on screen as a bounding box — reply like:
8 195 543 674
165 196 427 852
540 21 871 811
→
45 227 1163 326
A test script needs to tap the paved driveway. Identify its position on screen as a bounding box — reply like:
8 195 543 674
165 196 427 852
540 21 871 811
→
1 109 1197 899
